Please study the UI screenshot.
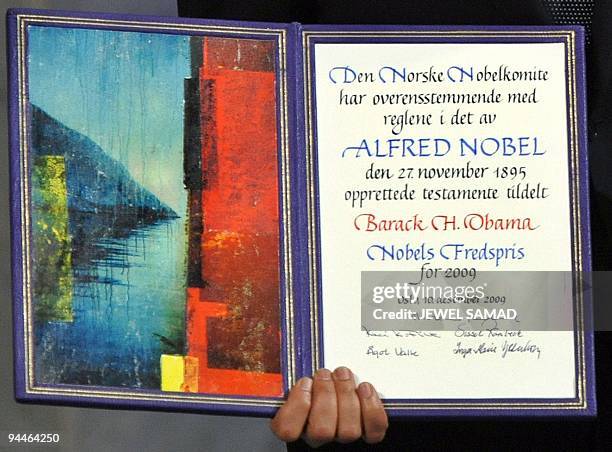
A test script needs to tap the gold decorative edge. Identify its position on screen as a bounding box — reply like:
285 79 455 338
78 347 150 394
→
19 14 288 34
302 30 588 410
17 14 294 407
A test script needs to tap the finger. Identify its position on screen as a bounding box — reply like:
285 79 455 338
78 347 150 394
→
304 369 337 447
332 367 362 443
270 377 313 442
357 382 389 444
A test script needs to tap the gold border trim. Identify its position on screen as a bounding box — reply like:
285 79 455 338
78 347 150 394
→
302 30 587 410
17 14 295 408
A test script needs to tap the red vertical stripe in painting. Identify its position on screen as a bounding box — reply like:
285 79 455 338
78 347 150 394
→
185 37 282 397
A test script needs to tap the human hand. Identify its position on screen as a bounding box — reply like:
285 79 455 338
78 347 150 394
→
270 367 388 448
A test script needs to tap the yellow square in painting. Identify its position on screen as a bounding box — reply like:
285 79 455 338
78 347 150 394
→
160 355 185 392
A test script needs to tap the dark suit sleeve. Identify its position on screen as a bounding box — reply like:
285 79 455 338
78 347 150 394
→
588 1 612 269
177 0 316 22
177 0 550 24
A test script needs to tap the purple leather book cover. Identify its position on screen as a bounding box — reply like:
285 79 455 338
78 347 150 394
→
7 7 299 417
7 8 594 417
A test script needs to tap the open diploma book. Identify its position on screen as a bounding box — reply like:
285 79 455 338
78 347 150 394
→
8 9 595 417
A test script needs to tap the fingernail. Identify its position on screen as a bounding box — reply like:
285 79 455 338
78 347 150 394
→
333 366 351 381
298 377 313 391
315 368 332 380
358 382 373 398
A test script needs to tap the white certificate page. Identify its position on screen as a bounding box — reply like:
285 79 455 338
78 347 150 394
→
312 42 577 399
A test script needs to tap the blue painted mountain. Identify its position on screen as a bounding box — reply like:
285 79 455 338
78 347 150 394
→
29 103 178 219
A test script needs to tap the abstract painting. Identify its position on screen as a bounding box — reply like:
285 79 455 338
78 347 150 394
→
27 25 283 397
